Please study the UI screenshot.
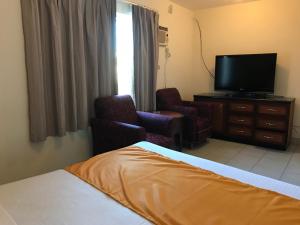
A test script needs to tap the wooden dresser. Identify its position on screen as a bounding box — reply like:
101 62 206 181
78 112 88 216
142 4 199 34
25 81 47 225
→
194 93 295 150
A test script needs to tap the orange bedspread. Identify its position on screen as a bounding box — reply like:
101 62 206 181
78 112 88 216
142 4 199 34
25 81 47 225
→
66 146 300 225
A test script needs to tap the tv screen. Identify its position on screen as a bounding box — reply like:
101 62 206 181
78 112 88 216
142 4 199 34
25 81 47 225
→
214 53 277 93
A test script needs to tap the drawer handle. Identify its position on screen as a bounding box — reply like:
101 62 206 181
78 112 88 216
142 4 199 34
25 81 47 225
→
237 106 247 109
266 122 275 126
263 135 273 140
266 108 277 112
238 130 246 133
238 119 246 122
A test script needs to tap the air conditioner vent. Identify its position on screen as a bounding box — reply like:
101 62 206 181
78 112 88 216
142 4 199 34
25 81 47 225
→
158 26 168 46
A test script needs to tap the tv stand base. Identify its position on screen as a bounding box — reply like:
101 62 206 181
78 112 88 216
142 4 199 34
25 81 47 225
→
194 93 295 150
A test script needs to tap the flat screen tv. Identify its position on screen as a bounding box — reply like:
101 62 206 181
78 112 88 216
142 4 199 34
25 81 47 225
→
214 53 277 93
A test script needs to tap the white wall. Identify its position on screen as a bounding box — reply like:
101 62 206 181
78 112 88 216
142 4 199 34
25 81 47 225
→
195 0 300 137
0 0 92 184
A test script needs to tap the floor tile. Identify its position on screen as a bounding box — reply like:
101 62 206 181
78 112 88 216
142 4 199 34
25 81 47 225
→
185 148 233 164
284 152 300 174
263 150 293 162
239 146 267 158
185 139 243 164
199 153 230 164
251 154 291 179
183 138 300 185
228 152 263 171
281 172 300 186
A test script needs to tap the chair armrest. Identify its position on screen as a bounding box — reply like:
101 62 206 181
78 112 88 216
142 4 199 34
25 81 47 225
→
182 101 213 120
91 118 146 154
167 105 198 117
137 111 175 136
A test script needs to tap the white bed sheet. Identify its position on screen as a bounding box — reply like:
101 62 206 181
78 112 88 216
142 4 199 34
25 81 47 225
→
0 141 299 225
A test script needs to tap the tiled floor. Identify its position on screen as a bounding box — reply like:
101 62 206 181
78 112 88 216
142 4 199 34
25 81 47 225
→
184 138 300 187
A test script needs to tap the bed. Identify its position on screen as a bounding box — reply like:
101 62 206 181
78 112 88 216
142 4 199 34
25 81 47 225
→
1 141 300 225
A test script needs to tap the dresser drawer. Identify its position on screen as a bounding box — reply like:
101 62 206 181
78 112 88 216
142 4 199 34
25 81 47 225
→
258 104 288 116
229 115 253 126
255 131 286 145
257 118 287 131
230 103 255 113
228 126 252 138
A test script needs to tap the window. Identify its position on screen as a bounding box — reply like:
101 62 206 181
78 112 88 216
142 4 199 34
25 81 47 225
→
116 3 134 98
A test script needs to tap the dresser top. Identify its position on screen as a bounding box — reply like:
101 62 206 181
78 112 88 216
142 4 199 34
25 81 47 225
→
194 93 295 103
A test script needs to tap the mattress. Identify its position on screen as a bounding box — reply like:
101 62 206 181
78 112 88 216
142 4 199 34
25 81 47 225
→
0 141 299 225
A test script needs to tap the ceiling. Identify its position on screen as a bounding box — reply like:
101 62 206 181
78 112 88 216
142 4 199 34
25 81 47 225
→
170 0 258 10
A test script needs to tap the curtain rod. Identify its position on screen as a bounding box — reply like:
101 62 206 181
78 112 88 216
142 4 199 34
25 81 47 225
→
118 0 159 14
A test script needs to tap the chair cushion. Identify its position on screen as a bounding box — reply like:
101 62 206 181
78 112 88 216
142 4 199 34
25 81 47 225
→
196 117 210 130
146 132 174 148
95 95 139 125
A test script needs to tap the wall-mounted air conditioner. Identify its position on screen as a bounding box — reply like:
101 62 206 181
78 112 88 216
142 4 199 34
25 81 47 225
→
158 26 168 46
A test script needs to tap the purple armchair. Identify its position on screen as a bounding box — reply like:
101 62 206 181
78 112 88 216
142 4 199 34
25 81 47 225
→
156 88 213 147
91 95 175 155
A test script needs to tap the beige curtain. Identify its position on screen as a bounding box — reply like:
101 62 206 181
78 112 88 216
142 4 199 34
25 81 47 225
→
21 0 117 142
132 5 159 112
